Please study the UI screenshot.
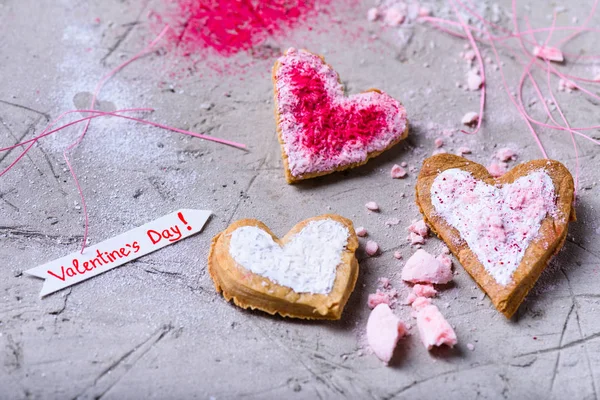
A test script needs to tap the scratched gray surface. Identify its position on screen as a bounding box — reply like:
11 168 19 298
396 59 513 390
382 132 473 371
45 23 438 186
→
1 0 600 399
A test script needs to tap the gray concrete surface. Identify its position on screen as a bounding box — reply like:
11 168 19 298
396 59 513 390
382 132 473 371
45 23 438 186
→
1 0 600 398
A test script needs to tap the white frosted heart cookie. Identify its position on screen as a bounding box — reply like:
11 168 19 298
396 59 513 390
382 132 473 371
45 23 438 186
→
416 154 575 318
208 215 359 319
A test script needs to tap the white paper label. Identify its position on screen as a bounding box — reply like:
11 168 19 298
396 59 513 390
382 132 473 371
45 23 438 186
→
24 209 212 297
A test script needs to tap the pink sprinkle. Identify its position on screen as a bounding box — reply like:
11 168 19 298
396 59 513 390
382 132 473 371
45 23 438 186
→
366 240 379 256
409 232 425 245
487 162 507 177
390 164 407 179
413 284 437 298
461 112 479 126
393 251 403 260
408 219 429 237
495 148 517 161
366 304 408 363
400 161 408 167
467 343 475 351
414 300 457 350
467 70 483 91
356 226 368 237
368 290 391 309
385 218 401 226
402 249 453 284
457 146 472 156
434 138 444 148
365 201 380 211
367 7 379 21
533 45 564 63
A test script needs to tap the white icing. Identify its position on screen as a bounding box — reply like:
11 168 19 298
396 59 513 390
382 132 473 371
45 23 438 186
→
228 219 350 294
431 169 557 286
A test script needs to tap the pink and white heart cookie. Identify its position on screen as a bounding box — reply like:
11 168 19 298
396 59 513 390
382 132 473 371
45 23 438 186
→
272 48 409 183
416 154 575 318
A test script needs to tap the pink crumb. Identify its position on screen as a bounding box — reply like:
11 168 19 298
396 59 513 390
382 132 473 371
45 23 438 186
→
467 343 475 351
558 79 577 92
495 148 517 161
405 292 417 305
390 164 407 179
413 300 458 350
385 218 400 226
366 304 408 364
411 296 432 311
461 112 479 126
418 6 432 17
367 7 379 21
457 146 472 156
533 45 564 62
401 249 453 284
434 138 444 148
383 6 406 26
408 219 429 237
487 162 507 177
365 240 379 256
379 277 391 288
463 50 475 62
400 161 408 167
368 290 391 309
365 201 380 211
356 226 368 237
394 251 403 260
409 232 425 245
413 284 437 298
467 70 483 91
441 245 450 254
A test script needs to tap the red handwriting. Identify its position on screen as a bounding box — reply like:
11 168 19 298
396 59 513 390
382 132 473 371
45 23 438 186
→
147 225 182 244
46 241 140 281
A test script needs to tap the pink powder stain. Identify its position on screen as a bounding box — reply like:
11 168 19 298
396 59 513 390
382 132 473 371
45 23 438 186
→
152 0 332 57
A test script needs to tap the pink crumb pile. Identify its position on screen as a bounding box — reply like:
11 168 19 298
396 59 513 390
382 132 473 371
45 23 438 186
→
407 219 429 245
412 297 457 350
405 283 437 305
367 277 400 309
366 304 408 363
401 249 453 284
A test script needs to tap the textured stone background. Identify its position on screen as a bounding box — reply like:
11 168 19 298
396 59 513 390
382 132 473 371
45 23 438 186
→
1 0 599 399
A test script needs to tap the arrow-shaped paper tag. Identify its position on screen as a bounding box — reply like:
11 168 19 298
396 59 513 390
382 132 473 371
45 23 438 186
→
25 209 212 297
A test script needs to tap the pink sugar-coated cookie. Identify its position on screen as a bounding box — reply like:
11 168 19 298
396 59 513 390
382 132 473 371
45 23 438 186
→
273 48 408 183
366 304 408 363
412 298 457 350
401 249 453 284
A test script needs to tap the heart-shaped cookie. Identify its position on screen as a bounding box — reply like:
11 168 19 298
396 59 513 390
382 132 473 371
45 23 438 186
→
272 48 409 183
208 215 359 319
416 154 575 318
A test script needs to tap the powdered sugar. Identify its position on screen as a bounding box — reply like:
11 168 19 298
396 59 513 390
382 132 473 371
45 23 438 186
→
229 219 349 294
431 169 557 285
